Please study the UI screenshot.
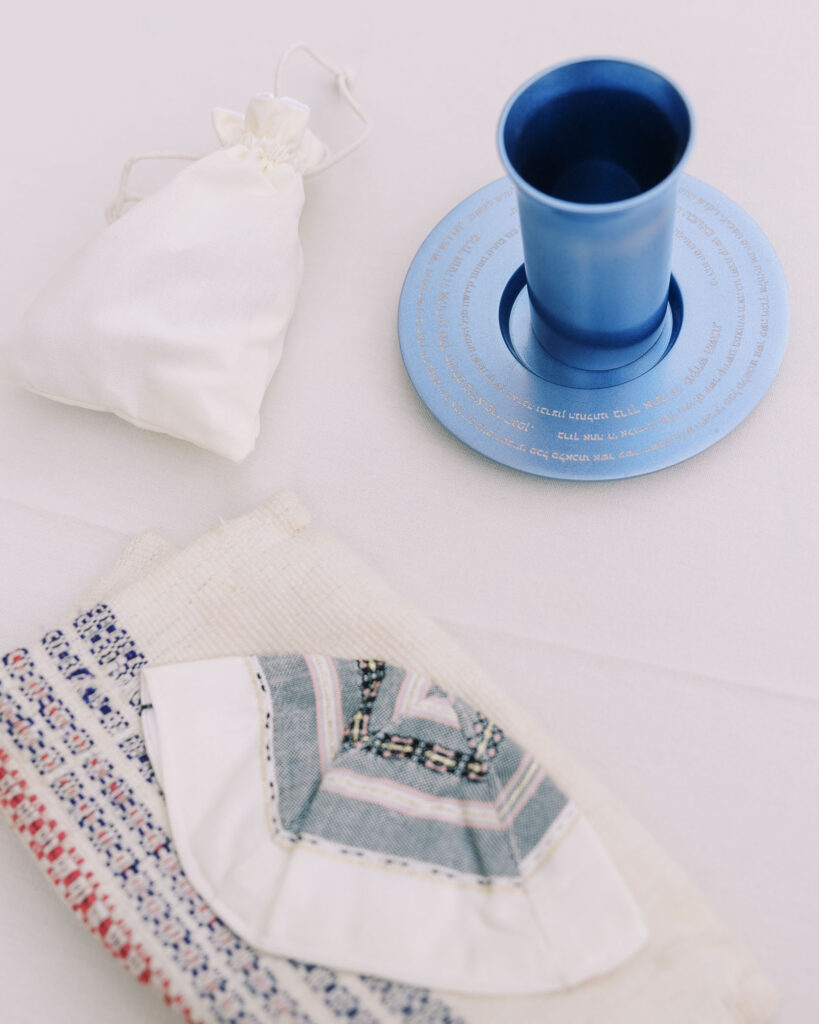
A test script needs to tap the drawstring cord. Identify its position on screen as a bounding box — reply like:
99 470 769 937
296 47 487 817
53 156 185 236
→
274 41 371 176
105 43 370 223
105 151 202 224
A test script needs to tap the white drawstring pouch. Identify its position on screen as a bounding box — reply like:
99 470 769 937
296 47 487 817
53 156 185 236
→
4 45 369 462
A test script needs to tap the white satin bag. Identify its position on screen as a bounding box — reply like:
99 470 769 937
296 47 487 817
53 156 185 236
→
5 55 367 461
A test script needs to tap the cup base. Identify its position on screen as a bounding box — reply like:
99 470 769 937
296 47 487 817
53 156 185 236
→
500 268 683 390
398 174 789 481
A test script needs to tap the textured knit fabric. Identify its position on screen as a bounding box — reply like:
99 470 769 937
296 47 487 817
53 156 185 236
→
0 492 776 1023
140 653 646 993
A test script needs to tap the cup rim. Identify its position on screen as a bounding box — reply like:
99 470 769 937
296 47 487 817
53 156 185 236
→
497 56 695 215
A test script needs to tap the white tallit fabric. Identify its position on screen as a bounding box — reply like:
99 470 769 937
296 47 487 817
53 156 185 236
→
3 95 326 462
0 492 776 1023
107 494 774 1021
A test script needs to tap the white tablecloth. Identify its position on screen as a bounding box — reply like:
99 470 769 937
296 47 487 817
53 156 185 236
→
1 0 816 1020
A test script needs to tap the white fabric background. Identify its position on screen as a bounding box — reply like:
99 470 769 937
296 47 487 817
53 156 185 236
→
0 0 816 1021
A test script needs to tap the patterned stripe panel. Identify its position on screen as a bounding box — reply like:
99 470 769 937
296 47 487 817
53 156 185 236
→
0 605 465 1024
252 654 570 884
300 779 520 879
2 628 310 1024
0 747 201 1024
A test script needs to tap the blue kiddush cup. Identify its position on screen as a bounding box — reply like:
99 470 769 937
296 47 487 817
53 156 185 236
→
498 58 693 372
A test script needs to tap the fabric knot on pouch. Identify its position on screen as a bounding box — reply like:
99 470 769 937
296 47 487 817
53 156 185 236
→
212 95 327 176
